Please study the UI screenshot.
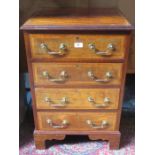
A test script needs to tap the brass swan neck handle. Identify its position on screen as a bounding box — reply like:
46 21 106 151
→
40 43 67 56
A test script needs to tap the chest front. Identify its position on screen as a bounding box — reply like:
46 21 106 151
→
21 8 133 150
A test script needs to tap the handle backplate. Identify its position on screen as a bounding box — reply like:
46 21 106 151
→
88 97 111 108
88 71 113 83
44 97 68 107
40 43 67 56
46 119 69 129
86 120 109 129
88 43 115 56
42 70 68 83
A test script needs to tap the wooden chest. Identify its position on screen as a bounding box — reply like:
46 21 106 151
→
21 8 133 150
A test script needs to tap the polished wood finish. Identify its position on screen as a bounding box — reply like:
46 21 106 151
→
29 33 127 60
127 34 135 73
37 112 78 131
21 8 132 150
35 88 120 110
37 112 117 131
20 8 133 31
32 63 123 86
34 130 120 149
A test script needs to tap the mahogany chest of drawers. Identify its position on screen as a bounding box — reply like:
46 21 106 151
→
21 8 133 150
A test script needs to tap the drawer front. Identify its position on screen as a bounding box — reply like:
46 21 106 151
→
32 63 123 86
78 112 117 131
37 112 78 131
37 112 117 131
29 34 127 61
35 88 120 110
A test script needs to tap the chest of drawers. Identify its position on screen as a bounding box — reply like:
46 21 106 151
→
21 8 133 150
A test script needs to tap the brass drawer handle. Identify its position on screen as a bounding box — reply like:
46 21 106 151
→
42 70 68 83
88 71 113 83
86 120 109 129
44 97 68 107
88 97 111 108
40 43 67 56
88 43 115 56
46 119 69 129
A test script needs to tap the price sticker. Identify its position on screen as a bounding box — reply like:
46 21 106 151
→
74 42 83 48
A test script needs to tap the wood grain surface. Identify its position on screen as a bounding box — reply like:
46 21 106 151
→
32 62 123 86
29 33 127 60
22 8 133 150
35 88 120 110
21 8 133 30
37 111 117 131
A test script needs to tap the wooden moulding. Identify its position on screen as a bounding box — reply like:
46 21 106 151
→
20 8 134 31
34 130 121 150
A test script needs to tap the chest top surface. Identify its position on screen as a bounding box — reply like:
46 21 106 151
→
21 8 133 31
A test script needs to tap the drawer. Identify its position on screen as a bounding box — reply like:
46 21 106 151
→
35 88 120 110
29 34 127 61
32 63 123 86
37 112 117 131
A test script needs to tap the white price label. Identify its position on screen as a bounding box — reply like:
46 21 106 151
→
74 42 83 48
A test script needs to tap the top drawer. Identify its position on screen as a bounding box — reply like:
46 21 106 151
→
28 34 127 61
